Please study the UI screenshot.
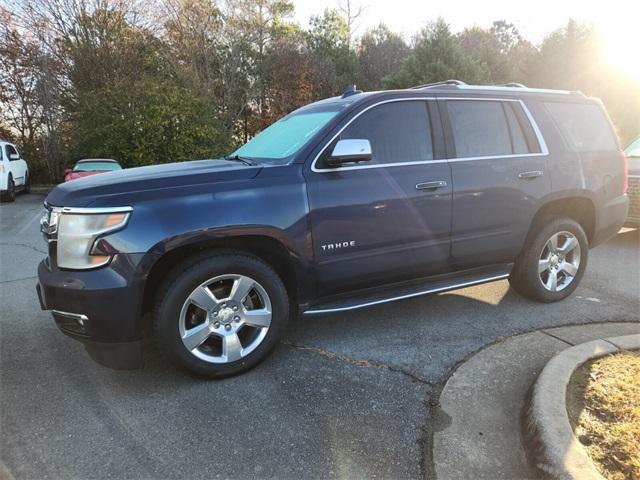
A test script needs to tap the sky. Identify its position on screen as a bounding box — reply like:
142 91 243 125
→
292 0 634 45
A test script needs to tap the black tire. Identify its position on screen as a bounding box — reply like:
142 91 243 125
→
509 216 588 303
1 175 16 202
153 250 290 378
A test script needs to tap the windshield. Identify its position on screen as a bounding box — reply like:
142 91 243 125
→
73 161 121 172
625 138 640 157
231 106 343 162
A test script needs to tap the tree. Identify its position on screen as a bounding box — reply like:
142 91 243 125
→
457 21 535 84
526 20 639 144
307 8 356 93
337 0 365 48
384 18 488 88
223 0 296 137
0 5 66 181
64 6 232 166
356 24 409 90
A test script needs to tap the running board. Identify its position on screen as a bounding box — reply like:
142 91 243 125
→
303 264 513 315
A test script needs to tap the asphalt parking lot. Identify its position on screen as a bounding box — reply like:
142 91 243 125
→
1 193 639 479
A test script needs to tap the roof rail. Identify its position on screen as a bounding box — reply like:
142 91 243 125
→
411 79 467 89
500 82 527 88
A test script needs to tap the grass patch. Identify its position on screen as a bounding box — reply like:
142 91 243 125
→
567 351 640 480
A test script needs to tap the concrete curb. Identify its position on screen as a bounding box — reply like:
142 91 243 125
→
524 334 640 480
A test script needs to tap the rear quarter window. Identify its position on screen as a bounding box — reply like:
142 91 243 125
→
544 102 618 152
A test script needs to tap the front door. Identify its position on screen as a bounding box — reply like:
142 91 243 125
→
305 99 452 298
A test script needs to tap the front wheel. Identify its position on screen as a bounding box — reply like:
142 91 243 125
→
509 217 588 303
153 251 290 377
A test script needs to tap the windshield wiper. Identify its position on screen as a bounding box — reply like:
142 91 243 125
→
223 155 257 166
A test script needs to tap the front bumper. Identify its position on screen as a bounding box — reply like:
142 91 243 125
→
37 253 153 369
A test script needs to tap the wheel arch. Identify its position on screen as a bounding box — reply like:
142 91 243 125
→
528 195 596 244
141 234 306 321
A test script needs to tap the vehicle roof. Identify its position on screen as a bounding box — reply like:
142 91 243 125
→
76 158 119 163
310 81 595 110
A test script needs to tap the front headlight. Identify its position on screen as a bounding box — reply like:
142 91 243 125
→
52 207 132 269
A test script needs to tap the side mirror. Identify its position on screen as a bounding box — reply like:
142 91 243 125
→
8 153 20 161
327 139 372 167
64 168 72 175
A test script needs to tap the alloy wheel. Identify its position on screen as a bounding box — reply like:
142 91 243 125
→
178 274 272 363
538 231 581 292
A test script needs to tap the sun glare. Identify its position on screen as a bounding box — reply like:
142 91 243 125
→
601 22 640 79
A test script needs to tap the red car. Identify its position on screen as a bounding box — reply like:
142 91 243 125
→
64 159 122 182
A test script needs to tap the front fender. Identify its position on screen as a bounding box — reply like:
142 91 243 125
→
94 165 315 303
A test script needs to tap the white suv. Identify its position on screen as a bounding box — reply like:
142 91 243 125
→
0 140 29 202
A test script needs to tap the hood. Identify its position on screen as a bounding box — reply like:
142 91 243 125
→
47 159 261 207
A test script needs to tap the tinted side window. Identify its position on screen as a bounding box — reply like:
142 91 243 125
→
338 101 433 165
504 102 529 154
447 100 514 157
544 102 618 152
5 145 19 160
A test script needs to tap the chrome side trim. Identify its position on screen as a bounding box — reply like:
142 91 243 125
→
303 273 510 315
628 174 640 179
311 97 548 173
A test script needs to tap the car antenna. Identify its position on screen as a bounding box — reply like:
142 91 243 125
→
342 84 362 98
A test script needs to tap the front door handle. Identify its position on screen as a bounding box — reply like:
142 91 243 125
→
416 180 448 190
518 170 544 179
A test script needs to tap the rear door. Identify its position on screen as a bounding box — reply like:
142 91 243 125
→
305 99 452 297
439 97 551 267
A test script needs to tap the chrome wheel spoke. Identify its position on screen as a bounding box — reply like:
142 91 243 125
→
545 270 558 291
222 333 243 362
538 258 551 273
558 236 578 254
547 234 558 252
229 276 254 303
189 286 218 311
561 262 578 277
243 308 272 328
182 321 212 351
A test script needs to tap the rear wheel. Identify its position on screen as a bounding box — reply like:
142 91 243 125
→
23 172 30 194
509 217 588 303
1 175 16 202
153 251 290 377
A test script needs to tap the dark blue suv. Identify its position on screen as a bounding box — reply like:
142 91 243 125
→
37 81 629 377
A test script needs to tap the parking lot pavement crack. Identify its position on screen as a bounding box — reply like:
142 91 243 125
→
0 276 37 284
0 242 47 255
540 329 575 346
282 340 433 385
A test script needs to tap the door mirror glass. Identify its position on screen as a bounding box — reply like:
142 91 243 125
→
328 139 372 166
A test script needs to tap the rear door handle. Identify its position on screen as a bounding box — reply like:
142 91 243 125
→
518 170 544 179
416 180 448 190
